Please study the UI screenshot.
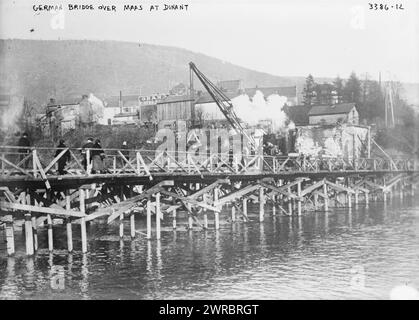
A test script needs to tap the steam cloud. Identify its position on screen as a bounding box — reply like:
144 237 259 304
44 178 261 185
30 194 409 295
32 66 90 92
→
231 90 289 131
1 96 25 131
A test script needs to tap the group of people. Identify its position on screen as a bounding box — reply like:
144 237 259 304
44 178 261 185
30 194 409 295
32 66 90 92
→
15 132 130 175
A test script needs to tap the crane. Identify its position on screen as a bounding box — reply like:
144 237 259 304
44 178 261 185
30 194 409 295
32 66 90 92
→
188 62 257 150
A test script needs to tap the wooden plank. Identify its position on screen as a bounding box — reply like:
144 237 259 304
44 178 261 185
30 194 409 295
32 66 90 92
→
0 155 33 177
0 201 86 218
33 152 51 189
214 184 260 206
44 148 69 173
159 190 220 212
300 180 324 197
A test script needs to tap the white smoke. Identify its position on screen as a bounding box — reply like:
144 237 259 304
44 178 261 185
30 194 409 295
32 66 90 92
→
88 93 105 121
1 96 25 131
231 90 288 131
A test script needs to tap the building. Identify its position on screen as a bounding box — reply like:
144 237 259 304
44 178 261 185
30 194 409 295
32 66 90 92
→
308 103 359 125
156 95 195 123
194 92 237 122
294 123 369 159
217 80 244 93
284 105 311 126
284 103 367 158
45 97 81 136
103 93 162 125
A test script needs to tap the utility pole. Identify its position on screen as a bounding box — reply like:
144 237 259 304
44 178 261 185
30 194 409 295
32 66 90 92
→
119 90 123 114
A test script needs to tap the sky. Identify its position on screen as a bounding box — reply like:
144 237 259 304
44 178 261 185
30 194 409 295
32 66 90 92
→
1 0 418 83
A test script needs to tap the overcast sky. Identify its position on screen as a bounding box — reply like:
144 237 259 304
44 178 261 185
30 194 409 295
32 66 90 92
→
1 0 418 83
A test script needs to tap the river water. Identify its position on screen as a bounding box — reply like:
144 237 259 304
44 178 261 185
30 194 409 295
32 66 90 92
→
1 195 419 300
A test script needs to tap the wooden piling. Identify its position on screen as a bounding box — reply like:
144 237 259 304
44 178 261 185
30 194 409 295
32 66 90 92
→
287 186 292 215
119 212 124 238
314 193 318 210
354 191 359 205
24 213 34 255
214 187 220 230
203 211 208 229
5 215 15 256
187 203 193 230
130 213 135 238
146 199 152 239
47 213 53 252
297 181 302 216
323 180 328 211
66 192 73 252
32 216 38 251
156 192 161 240
272 194 276 216
231 205 236 222
172 209 177 229
400 182 403 200
79 188 87 253
347 192 352 208
259 187 264 222
242 198 248 219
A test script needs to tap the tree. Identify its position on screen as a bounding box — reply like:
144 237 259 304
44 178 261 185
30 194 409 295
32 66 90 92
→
303 74 316 105
361 79 382 121
313 83 336 105
343 72 362 105
333 76 344 103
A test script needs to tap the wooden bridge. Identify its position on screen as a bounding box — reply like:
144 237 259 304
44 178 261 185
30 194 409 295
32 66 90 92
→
1 145 418 256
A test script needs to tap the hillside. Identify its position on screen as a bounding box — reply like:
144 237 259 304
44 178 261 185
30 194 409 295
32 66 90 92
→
0 39 298 106
0 39 418 109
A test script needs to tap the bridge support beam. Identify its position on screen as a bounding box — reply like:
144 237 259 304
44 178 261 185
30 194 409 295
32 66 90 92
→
5 216 15 256
259 187 264 222
156 192 161 240
214 187 220 230
172 209 177 229
297 181 302 216
146 199 152 239
130 213 135 239
24 213 34 256
79 188 87 253
323 180 329 211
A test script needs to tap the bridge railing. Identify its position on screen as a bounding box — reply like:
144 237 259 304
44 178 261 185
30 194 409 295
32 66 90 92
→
0 145 415 180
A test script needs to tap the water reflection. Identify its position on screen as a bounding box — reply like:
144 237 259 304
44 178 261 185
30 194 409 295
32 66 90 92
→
1 195 419 299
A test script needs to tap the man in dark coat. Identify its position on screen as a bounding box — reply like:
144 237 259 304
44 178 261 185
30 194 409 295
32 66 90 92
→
81 137 94 171
17 132 31 168
55 139 70 175
91 139 105 173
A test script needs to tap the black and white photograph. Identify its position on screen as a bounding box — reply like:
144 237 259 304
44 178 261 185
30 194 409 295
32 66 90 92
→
0 0 419 304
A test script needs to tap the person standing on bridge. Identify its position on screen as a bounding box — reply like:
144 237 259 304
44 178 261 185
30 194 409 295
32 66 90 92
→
92 138 105 174
55 139 70 175
17 132 31 168
81 137 95 171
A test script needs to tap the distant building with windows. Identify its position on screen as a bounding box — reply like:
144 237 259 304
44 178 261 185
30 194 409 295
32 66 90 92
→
308 103 359 125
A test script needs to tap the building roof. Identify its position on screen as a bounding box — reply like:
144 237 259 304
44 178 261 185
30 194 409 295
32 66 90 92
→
244 86 297 99
284 105 311 125
217 80 243 92
308 103 356 116
194 92 238 104
104 95 139 108
157 95 194 104
114 112 139 118
0 95 11 108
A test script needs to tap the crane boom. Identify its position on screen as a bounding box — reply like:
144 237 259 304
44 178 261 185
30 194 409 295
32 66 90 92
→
189 62 257 149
